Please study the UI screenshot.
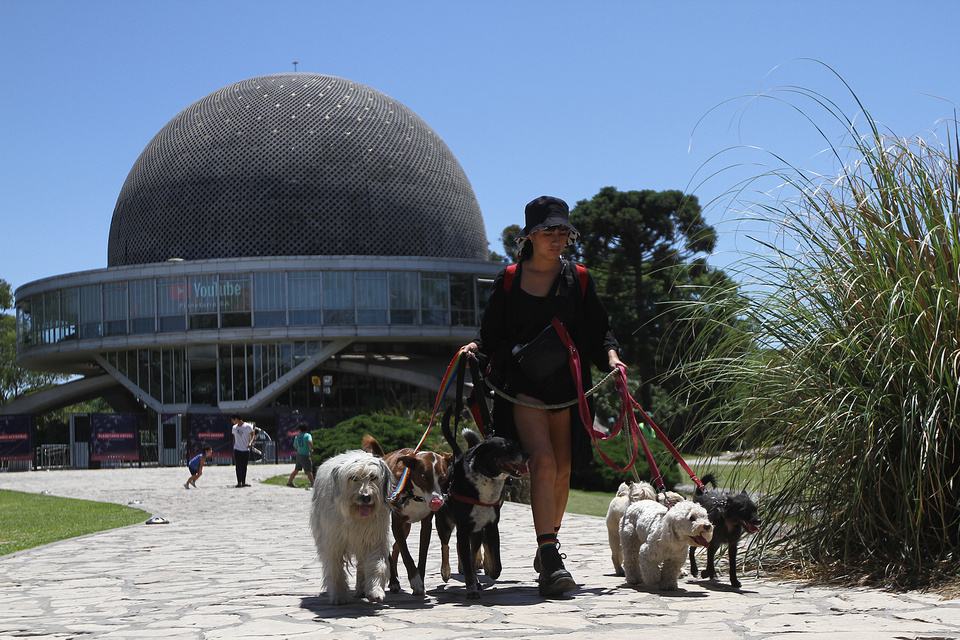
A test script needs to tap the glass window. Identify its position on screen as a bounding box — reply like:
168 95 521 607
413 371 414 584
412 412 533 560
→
323 271 354 325
79 285 102 340
450 274 477 326
220 274 251 328
129 279 156 334
38 291 56 345
60 288 78 342
357 271 387 325
421 273 449 326
103 282 127 336
288 272 322 326
16 298 35 349
188 275 218 330
254 272 286 327
157 277 186 332
389 272 418 325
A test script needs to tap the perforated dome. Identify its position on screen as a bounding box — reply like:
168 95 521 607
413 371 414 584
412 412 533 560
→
107 73 488 266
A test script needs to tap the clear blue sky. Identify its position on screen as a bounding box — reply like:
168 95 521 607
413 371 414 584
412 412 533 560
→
2 0 957 293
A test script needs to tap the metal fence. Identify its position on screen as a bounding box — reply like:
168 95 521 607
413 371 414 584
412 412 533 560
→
39 444 71 469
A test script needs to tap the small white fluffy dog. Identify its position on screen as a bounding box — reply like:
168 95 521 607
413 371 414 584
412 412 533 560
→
605 481 655 576
310 449 394 605
619 499 713 590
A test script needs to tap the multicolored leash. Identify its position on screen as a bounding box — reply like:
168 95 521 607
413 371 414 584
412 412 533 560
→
388 348 466 502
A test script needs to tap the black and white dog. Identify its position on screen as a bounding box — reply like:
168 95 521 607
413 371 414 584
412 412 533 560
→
689 473 762 588
435 408 530 600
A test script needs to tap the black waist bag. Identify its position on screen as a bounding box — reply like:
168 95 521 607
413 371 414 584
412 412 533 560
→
513 323 569 382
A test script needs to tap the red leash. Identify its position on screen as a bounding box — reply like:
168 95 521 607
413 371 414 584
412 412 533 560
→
554 318 639 472
554 318 705 491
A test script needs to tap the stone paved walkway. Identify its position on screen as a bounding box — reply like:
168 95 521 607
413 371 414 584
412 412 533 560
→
1 465 958 639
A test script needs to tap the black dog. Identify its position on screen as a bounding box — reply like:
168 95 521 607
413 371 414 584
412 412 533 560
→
435 408 530 600
689 473 762 588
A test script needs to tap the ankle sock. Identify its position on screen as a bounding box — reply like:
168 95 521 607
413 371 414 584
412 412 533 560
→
537 533 558 552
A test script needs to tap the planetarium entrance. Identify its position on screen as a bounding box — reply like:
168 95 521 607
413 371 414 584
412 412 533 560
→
189 346 218 406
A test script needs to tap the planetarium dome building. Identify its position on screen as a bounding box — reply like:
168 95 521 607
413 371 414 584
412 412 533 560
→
10 73 500 462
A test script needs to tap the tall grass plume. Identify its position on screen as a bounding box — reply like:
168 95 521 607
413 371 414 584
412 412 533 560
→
676 72 959 589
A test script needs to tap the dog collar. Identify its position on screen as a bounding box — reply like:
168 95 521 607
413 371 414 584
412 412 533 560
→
448 491 500 508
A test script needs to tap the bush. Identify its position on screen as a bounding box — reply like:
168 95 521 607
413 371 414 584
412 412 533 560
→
311 413 428 468
571 431 681 493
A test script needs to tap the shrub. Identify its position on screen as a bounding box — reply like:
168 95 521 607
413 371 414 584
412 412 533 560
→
311 413 428 468
572 431 681 492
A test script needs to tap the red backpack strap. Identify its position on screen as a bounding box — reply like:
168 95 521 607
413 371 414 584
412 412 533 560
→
575 264 588 294
507 262 585 294
504 263 518 294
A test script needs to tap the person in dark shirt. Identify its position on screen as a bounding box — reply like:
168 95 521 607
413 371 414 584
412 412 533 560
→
462 196 625 597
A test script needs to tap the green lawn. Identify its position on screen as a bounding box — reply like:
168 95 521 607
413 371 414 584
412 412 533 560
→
266 456 788 519
0 489 150 556
263 474 312 489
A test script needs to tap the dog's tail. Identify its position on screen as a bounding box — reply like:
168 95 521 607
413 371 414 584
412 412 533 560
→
461 428 482 449
441 406 462 458
361 434 386 457
697 473 718 495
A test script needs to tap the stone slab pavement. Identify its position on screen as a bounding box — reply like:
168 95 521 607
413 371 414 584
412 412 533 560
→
1 464 958 639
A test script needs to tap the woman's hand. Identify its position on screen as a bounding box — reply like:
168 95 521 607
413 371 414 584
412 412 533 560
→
608 349 626 372
462 341 479 356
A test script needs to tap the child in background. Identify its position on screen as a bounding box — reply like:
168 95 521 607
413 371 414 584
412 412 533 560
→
185 446 213 489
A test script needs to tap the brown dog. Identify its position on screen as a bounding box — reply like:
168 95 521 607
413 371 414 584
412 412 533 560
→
362 434 453 595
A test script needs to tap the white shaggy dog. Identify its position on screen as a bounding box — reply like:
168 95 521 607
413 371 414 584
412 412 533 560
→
605 481 656 576
619 499 713 590
310 449 394 605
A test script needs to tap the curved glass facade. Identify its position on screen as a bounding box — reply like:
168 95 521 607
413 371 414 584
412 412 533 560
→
14 256 500 411
16 258 497 352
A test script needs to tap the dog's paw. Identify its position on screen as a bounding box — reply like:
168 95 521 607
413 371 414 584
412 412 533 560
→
410 574 425 596
466 588 481 600
366 586 386 603
388 577 401 594
440 562 451 582
730 578 742 589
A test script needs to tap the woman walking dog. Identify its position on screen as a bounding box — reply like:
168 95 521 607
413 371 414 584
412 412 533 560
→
462 196 625 597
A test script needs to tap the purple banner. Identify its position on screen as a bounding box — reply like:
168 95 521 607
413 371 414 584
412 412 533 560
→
91 414 140 461
0 415 34 462
188 414 234 459
277 412 317 456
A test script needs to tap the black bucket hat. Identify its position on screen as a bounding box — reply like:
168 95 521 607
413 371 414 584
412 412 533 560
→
516 196 579 246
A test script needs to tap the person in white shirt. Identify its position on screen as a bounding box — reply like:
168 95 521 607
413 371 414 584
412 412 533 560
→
231 413 255 488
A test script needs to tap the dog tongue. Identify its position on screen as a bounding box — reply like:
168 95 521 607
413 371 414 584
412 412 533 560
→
694 535 710 548
745 522 760 533
359 505 372 518
430 497 443 512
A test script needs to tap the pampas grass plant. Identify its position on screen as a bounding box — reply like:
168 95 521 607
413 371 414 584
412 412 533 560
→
675 69 959 588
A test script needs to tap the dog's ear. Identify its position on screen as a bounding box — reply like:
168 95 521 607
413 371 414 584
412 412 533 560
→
361 435 385 457
379 460 395 498
397 454 421 472
328 465 342 501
